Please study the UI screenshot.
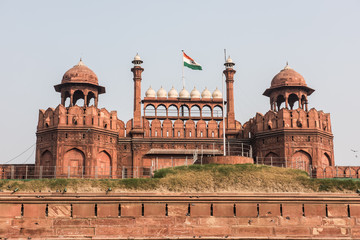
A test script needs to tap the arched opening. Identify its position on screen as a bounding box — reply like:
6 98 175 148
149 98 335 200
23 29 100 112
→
291 150 312 172
63 148 85 177
64 91 71 107
213 105 223 117
288 94 299 110
179 105 189 117
87 91 96 107
156 105 167 117
97 151 111 178
73 90 85 106
263 152 282 167
202 105 212 118
191 105 201 117
40 150 54 178
144 104 155 116
301 95 307 110
276 95 285 110
168 105 178 117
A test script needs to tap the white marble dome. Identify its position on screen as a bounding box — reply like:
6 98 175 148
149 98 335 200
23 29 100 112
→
157 86 167 98
212 87 222 99
145 86 156 98
134 54 142 61
179 87 190 98
226 56 233 63
190 87 201 98
168 86 178 98
201 87 212 98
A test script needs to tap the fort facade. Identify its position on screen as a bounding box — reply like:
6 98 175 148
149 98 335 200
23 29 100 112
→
1 55 336 178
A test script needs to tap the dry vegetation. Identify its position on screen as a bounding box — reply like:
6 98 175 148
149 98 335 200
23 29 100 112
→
1 164 360 193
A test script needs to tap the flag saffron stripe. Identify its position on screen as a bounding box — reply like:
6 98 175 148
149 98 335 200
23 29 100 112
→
183 52 194 62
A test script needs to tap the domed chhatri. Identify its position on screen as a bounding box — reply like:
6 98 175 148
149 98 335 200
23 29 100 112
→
145 86 156 98
62 59 99 85
157 86 167 98
201 87 211 98
179 87 190 98
168 86 179 98
190 87 201 98
270 63 307 89
212 87 222 99
263 63 314 97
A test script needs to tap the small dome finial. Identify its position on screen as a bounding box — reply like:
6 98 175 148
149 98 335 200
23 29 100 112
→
132 53 143 65
76 58 85 66
284 61 291 70
224 56 235 68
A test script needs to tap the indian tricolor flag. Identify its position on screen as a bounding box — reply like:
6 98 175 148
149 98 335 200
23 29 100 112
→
183 52 202 70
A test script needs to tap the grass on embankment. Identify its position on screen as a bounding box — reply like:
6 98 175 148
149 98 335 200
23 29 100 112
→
1 164 360 193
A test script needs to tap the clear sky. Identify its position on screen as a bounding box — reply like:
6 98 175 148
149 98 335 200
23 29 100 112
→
0 0 359 165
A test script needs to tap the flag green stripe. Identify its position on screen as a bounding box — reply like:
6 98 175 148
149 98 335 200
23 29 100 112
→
184 62 202 70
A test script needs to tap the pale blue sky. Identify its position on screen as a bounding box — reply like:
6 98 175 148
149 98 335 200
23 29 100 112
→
0 0 359 165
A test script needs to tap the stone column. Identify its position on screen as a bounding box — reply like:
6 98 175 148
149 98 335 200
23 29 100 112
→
223 66 236 138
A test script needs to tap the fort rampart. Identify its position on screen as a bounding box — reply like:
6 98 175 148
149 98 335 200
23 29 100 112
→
1 193 360 239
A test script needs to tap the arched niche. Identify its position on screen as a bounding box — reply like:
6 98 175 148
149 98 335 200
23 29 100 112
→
63 148 85 177
97 151 111 177
320 152 331 167
40 150 54 178
291 150 312 172
263 152 281 167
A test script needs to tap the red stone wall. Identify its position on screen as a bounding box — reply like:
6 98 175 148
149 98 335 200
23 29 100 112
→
1 193 360 239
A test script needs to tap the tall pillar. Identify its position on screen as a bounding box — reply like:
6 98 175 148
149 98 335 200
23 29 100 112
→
130 54 144 137
223 56 237 138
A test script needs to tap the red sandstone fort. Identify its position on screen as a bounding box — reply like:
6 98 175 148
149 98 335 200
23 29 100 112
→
3 56 360 240
2 54 343 179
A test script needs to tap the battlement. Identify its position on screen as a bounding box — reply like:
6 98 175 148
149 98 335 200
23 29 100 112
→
243 108 332 138
37 104 125 137
124 118 241 139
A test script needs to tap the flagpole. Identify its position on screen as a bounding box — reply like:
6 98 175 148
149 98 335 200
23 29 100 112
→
223 49 227 156
222 72 226 156
181 50 185 88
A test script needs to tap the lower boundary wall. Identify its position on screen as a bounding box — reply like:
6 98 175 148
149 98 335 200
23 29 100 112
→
2 193 360 239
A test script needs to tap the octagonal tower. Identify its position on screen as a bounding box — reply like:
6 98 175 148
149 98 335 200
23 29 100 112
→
35 59 123 178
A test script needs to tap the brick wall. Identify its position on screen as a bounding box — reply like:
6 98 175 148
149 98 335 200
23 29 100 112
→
1 193 360 239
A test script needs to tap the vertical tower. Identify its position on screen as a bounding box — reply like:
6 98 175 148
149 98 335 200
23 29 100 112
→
130 54 144 137
36 59 120 178
223 56 237 138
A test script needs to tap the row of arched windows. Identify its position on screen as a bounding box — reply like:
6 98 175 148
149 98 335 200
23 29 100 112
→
272 93 308 111
63 90 97 107
144 104 223 118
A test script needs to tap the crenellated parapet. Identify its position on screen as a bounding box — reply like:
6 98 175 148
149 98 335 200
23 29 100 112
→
37 104 125 137
243 108 332 137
